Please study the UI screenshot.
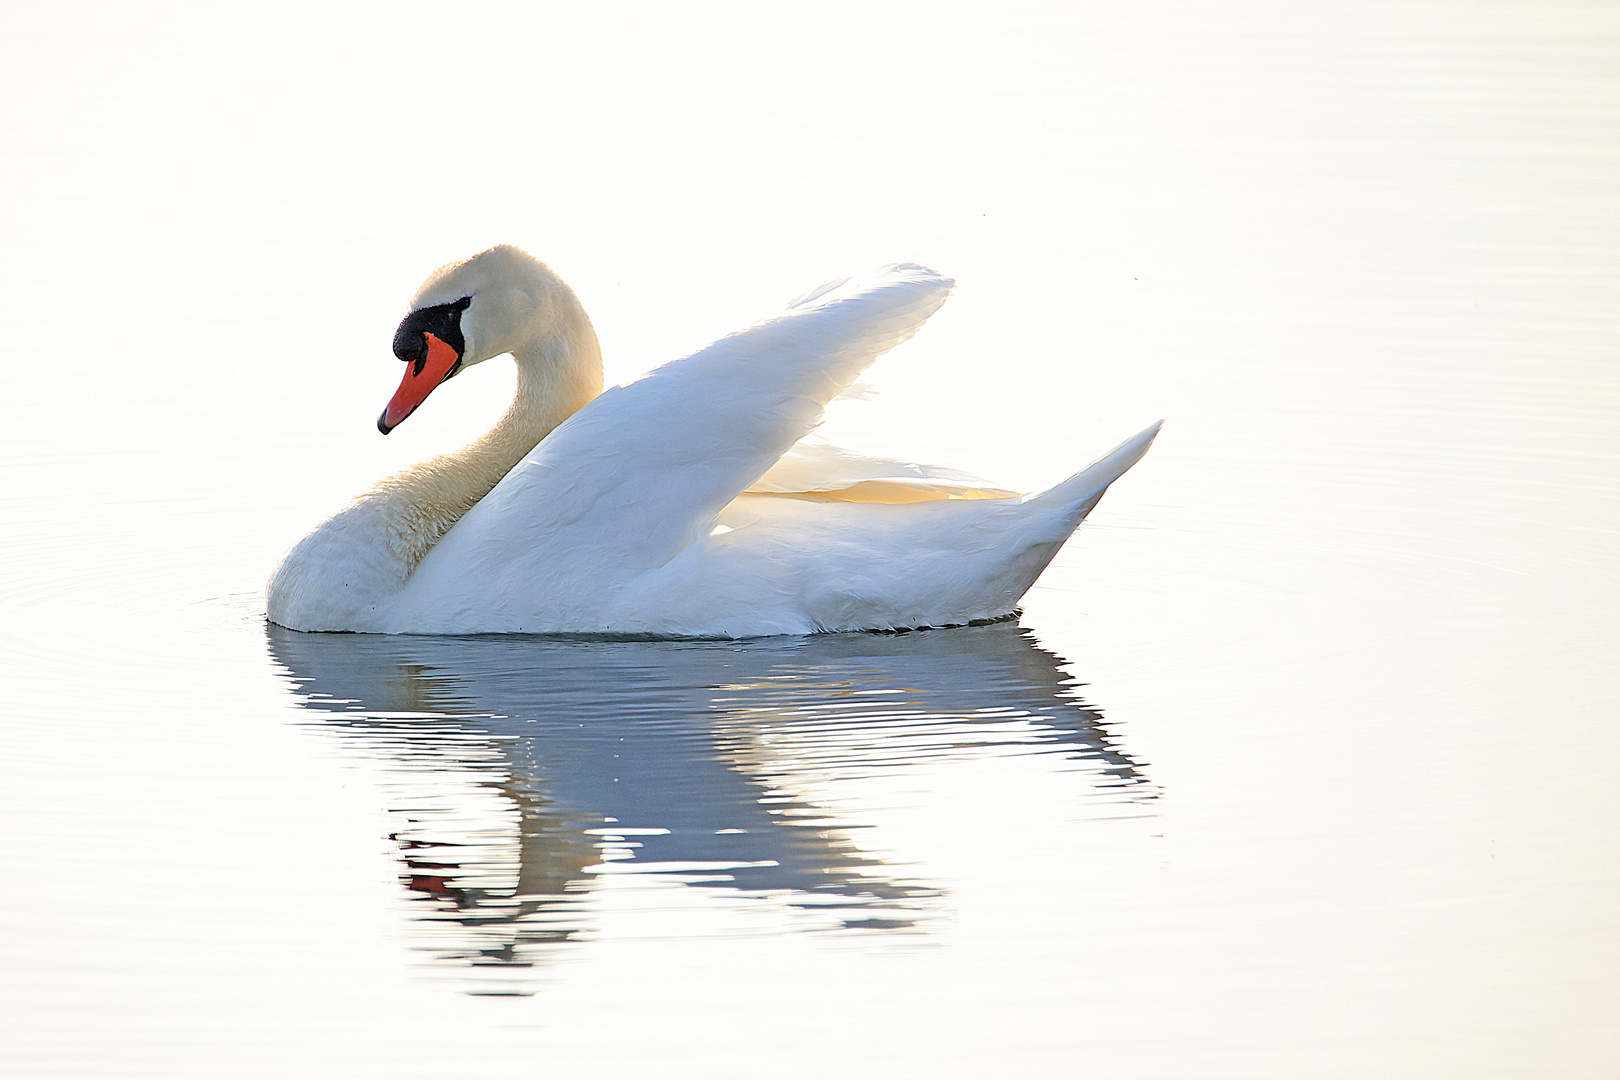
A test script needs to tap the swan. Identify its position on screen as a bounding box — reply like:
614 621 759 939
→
266 245 1160 636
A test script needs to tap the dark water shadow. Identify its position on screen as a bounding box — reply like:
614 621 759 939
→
266 621 1154 992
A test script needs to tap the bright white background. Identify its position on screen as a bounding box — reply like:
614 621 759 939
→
2 1 1617 1076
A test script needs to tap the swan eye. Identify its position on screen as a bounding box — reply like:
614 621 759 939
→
393 298 470 370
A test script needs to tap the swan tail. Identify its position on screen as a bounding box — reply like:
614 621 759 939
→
1026 420 1163 521
980 420 1163 607
823 422 1165 631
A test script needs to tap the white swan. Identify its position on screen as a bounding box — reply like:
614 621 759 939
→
267 246 1160 636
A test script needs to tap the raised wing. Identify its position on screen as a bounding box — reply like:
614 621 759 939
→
387 265 953 630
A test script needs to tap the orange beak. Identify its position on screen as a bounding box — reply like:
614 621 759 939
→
379 332 461 433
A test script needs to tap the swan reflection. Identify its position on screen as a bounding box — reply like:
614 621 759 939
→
267 622 1154 990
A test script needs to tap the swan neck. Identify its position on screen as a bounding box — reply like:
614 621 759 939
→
506 301 603 446
368 288 604 574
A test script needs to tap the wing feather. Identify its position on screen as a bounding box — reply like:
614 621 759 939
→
749 437 1020 503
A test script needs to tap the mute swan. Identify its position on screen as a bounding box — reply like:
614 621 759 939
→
267 245 1160 636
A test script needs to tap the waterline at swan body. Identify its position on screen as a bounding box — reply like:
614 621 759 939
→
266 246 1160 636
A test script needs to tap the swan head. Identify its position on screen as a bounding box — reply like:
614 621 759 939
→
380 245 561 433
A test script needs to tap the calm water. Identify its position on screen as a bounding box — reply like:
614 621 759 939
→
3 1 1617 1076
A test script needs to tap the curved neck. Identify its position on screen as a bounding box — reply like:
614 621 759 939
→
365 291 604 574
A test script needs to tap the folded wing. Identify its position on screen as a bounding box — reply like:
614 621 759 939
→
750 437 1020 503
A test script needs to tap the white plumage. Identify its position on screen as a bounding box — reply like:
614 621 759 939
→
267 246 1159 636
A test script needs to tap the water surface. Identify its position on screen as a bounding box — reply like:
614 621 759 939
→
270 623 1150 990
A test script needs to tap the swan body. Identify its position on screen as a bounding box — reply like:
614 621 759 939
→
267 246 1160 636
